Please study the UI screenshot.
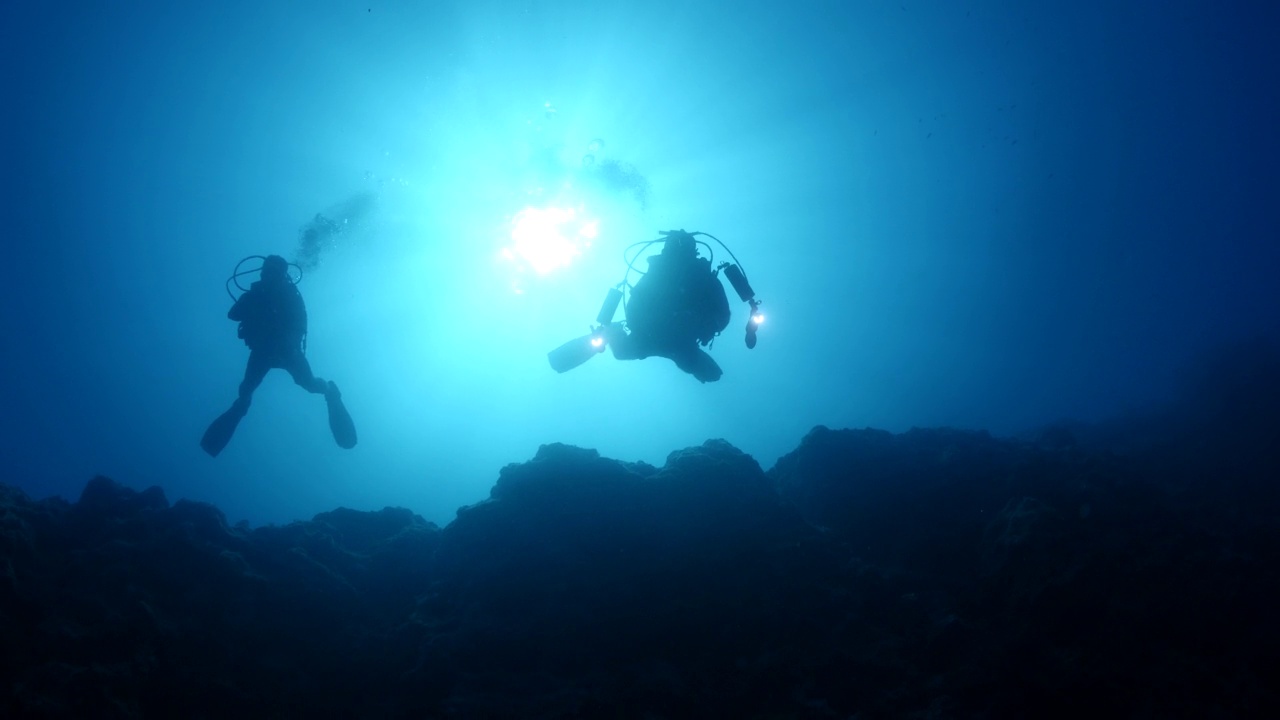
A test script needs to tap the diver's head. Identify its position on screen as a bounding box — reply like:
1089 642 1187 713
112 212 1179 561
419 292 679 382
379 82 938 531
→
662 232 697 260
261 255 289 282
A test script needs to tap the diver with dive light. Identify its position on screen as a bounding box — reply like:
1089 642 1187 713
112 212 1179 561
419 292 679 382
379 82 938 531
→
548 229 765 382
201 254 357 456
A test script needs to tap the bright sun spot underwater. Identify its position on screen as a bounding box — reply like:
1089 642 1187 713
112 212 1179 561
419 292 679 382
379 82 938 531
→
501 206 600 292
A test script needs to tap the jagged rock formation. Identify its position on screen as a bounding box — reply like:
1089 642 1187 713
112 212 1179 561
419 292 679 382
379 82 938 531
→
3 343 1278 717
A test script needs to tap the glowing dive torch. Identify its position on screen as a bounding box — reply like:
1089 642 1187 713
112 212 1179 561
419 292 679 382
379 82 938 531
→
719 262 765 350
589 285 624 351
746 300 764 349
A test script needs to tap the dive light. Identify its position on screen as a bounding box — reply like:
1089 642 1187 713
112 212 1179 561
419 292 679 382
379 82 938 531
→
587 286 624 352
719 262 764 350
745 300 763 349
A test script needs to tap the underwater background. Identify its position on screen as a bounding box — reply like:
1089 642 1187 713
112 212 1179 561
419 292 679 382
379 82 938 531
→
4 1 1280 716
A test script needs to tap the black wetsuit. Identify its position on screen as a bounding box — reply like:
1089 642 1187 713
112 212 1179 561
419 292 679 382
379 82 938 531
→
609 249 731 382
202 268 355 457
228 277 327 398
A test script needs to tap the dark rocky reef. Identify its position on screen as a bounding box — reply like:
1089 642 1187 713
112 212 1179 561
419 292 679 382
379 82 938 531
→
1 478 439 717
4 342 1279 718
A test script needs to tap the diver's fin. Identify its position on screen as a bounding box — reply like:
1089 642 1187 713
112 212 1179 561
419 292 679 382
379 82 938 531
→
201 399 249 457
325 382 357 449
547 334 601 373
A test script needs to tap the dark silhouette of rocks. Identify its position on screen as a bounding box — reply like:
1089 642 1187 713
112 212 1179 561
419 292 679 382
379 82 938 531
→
3 343 1278 718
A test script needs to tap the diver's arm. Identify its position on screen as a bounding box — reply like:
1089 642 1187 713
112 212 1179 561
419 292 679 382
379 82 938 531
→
227 289 255 321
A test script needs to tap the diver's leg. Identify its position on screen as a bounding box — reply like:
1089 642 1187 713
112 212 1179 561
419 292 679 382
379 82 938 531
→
238 351 272 402
204 353 266 456
283 351 329 394
323 379 357 449
671 347 723 383
283 351 357 448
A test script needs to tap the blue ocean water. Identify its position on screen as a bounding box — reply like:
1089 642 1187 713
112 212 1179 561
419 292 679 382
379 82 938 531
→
3 0 1277 529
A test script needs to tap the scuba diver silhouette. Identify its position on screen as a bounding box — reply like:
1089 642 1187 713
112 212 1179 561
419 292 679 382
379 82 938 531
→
201 254 357 456
548 229 765 382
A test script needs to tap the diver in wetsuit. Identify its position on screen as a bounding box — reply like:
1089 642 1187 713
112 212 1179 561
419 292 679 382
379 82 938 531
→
201 254 356 456
548 229 764 382
603 231 731 382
